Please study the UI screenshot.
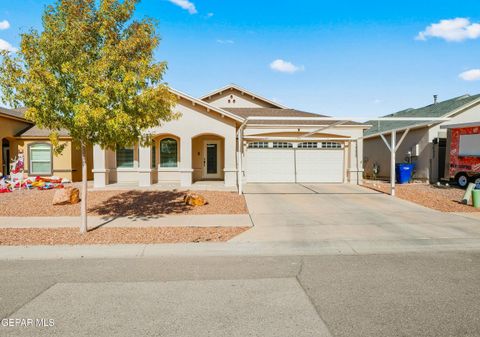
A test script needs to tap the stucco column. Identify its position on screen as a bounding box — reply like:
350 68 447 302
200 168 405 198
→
224 131 237 187
180 137 193 187
138 144 152 187
347 139 364 185
92 144 110 188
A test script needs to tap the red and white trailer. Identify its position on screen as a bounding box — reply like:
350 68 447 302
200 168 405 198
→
442 122 480 187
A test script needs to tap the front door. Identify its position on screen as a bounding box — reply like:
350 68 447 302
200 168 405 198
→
2 143 10 176
203 140 221 179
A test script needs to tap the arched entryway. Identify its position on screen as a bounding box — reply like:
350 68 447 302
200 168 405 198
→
191 133 225 182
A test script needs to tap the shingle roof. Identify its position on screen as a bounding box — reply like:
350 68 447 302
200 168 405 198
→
364 94 480 137
0 107 28 121
224 108 364 126
16 125 70 138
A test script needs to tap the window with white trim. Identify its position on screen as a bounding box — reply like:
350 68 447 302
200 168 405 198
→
273 142 293 148
29 143 52 175
298 142 318 149
248 142 269 149
320 142 342 149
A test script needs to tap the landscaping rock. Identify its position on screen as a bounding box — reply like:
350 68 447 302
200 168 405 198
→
184 193 208 206
52 187 80 205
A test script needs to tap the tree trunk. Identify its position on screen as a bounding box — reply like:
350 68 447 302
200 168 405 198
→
80 142 88 234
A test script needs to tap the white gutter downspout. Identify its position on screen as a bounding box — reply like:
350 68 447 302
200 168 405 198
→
237 118 248 195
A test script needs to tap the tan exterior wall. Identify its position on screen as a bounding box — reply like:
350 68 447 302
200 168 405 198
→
12 139 93 182
0 116 31 175
203 90 278 108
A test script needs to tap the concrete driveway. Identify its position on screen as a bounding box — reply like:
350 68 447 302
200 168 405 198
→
232 183 480 243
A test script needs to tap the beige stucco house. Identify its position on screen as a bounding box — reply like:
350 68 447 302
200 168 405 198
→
0 107 93 182
363 94 480 183
93 84 368 189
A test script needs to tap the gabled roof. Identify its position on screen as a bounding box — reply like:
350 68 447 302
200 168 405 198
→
200 84 289 109
170 87 245 123
364 94 480 137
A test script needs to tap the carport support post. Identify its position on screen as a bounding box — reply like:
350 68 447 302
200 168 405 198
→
390 130 396 197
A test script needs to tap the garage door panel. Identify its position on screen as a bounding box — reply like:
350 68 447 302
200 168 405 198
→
245 148 344 183
245 149 295 183
295 150 344 183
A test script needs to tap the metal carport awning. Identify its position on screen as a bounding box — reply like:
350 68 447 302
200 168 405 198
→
236 116 451 195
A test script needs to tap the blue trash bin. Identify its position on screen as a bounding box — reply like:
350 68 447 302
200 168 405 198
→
396 163 415 184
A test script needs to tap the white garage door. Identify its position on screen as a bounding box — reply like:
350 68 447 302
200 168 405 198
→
245 149 296 183
245 148 344 183
295 149 344 183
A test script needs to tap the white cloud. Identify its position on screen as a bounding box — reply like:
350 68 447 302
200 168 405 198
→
269 59 304 74
168 0 197 14
459 69 480 81
216 39 234 44
373 99 382 104
206 13 214 18
0 38 17 52
0 20 10 30
416 18 480 42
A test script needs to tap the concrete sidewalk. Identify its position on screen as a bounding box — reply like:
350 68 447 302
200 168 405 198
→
2 238 480 260
0 214 252 229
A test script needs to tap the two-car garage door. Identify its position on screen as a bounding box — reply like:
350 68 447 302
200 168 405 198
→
245 147 345 183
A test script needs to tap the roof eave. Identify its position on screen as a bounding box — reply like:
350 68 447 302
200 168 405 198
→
169 88 245 123
363 122 434 139
0 111 30 123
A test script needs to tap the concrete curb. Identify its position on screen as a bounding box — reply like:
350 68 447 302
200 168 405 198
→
0 214 253 228
2 238 480 260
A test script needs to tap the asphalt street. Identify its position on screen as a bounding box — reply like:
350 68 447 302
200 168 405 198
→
1 252 480 337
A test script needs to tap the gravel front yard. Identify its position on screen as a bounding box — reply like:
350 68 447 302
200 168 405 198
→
0 188 247 217
363 180 480 213
0 227 249 245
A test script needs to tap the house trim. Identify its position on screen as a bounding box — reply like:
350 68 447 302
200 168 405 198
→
199 84 289 109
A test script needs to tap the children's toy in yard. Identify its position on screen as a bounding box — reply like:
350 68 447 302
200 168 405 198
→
9 155 26 191
0 178 11 193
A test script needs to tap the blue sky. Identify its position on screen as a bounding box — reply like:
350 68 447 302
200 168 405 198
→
1 0 480 118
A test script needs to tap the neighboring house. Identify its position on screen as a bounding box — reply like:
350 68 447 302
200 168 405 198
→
363 94 480 183
93 84 368 188
0 107 93 181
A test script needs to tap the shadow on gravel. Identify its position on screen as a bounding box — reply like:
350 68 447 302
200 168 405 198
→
89 190 192 218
